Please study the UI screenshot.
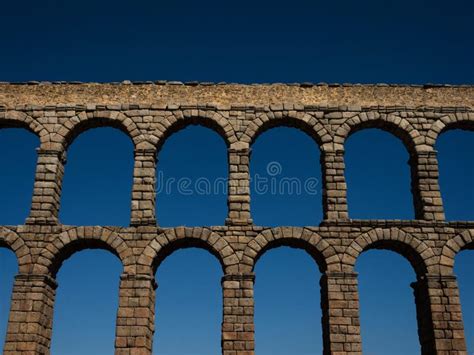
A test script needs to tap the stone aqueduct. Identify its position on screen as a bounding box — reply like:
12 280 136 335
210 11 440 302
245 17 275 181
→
0 82 473 355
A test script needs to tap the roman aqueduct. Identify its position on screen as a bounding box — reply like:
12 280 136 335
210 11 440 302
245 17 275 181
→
0 82 473 354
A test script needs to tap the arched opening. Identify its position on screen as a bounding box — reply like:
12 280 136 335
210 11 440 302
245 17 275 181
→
454 246 474 352
254 245 323 354
345 128 414 219
356 249 420 354
250 126 322 226
0 128 39 224
50 249 122 354
0 247 17 353
60 127 134 226
153 247 222 354
156 125 227 226
436 128 474 220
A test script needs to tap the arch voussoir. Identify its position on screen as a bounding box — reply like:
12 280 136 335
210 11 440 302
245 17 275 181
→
0 110 45 138
439 230 474 275
43 227 129 277
0 227 32 273
427 113 474 148
137 228 237 275
242 227 338 273
343 228 431 276
59 111 142 149
152 110 237 151
334 113 423 154
241 112 331 149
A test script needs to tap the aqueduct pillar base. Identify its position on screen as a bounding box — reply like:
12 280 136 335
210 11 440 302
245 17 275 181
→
321 272 362 355
222 273 255 355
4 274 56 355
412 274 467 355
115 273 157 355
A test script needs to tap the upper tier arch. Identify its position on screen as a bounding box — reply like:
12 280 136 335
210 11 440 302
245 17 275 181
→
427 112 474 148
241 112 332 150
151 111 237 152
334 113 424 155
0 110 46 142
52 111 143 149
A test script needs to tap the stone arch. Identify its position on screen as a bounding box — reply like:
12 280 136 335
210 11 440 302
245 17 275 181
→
427 112 474 148
0 110 46 144
0 111 50 162
38 227 131 277
241 112 332 151
241 227 340 273
137 227 238 275
334 113 424 155
151 110 237 152
439 229 474 275
342 228 433 276
0 227 32 273
54 111 143 149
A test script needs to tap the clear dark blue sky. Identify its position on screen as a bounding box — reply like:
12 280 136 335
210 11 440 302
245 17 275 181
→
0 0 473 354
0 0 473 84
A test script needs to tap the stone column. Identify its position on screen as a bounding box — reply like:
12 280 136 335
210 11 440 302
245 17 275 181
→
26 148 66 225
221 273 255 355
412 274 467 355
3 273 57 354
320 272 362 355
410 150 445 221
322 150 349 221
226 148 252 226
115 273 157 355
130 148 157 227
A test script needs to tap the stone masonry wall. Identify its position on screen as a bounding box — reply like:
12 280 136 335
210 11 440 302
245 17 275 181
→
0 82 473 354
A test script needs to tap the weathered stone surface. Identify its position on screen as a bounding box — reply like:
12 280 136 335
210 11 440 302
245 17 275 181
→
0 82 473 354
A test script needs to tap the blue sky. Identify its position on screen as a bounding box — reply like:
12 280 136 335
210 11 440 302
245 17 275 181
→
0 0 473 354
0 0 473 84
